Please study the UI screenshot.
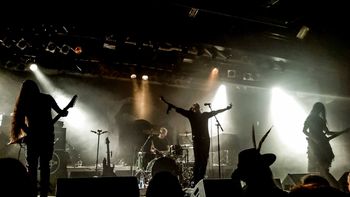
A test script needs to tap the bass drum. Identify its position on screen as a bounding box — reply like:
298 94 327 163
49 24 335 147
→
49 150 69 176
146 156 179 177
50 151 61 175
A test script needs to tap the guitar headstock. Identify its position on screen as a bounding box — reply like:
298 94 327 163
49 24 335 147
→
66 95 78 109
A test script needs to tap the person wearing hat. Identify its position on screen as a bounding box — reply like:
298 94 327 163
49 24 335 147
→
231 126 288 197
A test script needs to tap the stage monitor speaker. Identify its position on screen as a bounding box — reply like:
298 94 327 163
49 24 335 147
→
273 178 283 190
56 176 139 197
191 178 242 197
49 150 69 195
338 171 349 192
282 173 309 191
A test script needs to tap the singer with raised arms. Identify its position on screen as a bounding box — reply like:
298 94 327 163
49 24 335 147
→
160 96 232 187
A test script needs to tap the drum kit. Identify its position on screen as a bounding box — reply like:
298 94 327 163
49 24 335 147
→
135 131 194 187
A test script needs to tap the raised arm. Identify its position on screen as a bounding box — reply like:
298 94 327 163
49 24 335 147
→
160 96 177 114
209 104 232 117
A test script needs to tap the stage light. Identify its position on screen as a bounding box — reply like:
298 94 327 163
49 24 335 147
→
243 72 254 81
46 42 56 53
73 46 82 55
16 38 28 50
227 70 236 78
60 44 71 55
130 74 137 79
212 67 219 74
296 25 310 40
1 37 13 48
142 75 148 81
188 8 199 18
29 63 38 71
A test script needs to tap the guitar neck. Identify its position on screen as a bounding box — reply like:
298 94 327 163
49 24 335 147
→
52 113 63 125
328 129 350 141
52 95 77 125
105 137 112 166
106 145 111 166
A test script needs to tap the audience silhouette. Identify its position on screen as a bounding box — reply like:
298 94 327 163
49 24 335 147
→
0 157 35 197
146 171 184 197
231 126 288 197
288 174 346 197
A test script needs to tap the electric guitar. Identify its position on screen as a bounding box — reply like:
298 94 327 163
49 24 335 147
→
102 137 116 177
8 95 78 145
327 128 350 141
307 127 350 145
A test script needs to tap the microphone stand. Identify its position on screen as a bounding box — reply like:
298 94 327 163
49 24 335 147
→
137 134 153 170
207 104 224 178
91 129 108 176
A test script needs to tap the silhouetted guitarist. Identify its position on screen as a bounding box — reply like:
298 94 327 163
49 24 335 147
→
10 80 74 197
303 102 350 189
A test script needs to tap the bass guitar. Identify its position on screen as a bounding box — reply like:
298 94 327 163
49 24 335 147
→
102 137 116 177
327 128 350 141
307 127 350 145
8 95 78 145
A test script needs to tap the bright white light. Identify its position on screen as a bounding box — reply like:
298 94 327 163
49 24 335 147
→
142 75 148 81
209 84 229 137
130 74 137 79
63 106 88 131
270 87 307 153
29 63 38 71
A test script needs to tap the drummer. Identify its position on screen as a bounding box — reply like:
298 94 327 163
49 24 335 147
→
150 127 170 157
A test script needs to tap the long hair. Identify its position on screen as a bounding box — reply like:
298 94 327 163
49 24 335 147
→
310 102 327 123
10 80 40 141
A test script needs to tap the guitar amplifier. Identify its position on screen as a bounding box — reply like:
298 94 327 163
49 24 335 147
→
54 127 66 150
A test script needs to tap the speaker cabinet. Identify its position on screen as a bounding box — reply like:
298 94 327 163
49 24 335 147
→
191 178 242 197
54 128 66 150
49 150 69 195
56 176 139 197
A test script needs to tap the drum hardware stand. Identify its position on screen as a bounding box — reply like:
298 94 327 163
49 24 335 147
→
91 129 108 176
207 104 224 178
135 134 153 188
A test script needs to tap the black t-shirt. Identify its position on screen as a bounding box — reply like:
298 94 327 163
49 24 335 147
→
152 136 168 151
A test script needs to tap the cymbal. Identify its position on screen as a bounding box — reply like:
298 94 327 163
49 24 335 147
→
180 144 193 148
178 132 192 137
133 119 159 134
143 128 159 135
134 119 154 130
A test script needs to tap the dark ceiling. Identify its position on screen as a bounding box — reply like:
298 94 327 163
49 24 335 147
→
1 1 349 92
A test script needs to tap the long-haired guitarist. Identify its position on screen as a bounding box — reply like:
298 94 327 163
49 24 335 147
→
303 102 349 189
10 79 69 197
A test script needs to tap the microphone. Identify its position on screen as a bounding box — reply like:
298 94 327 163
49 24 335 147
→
166 105 172 114
204 103 211 106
